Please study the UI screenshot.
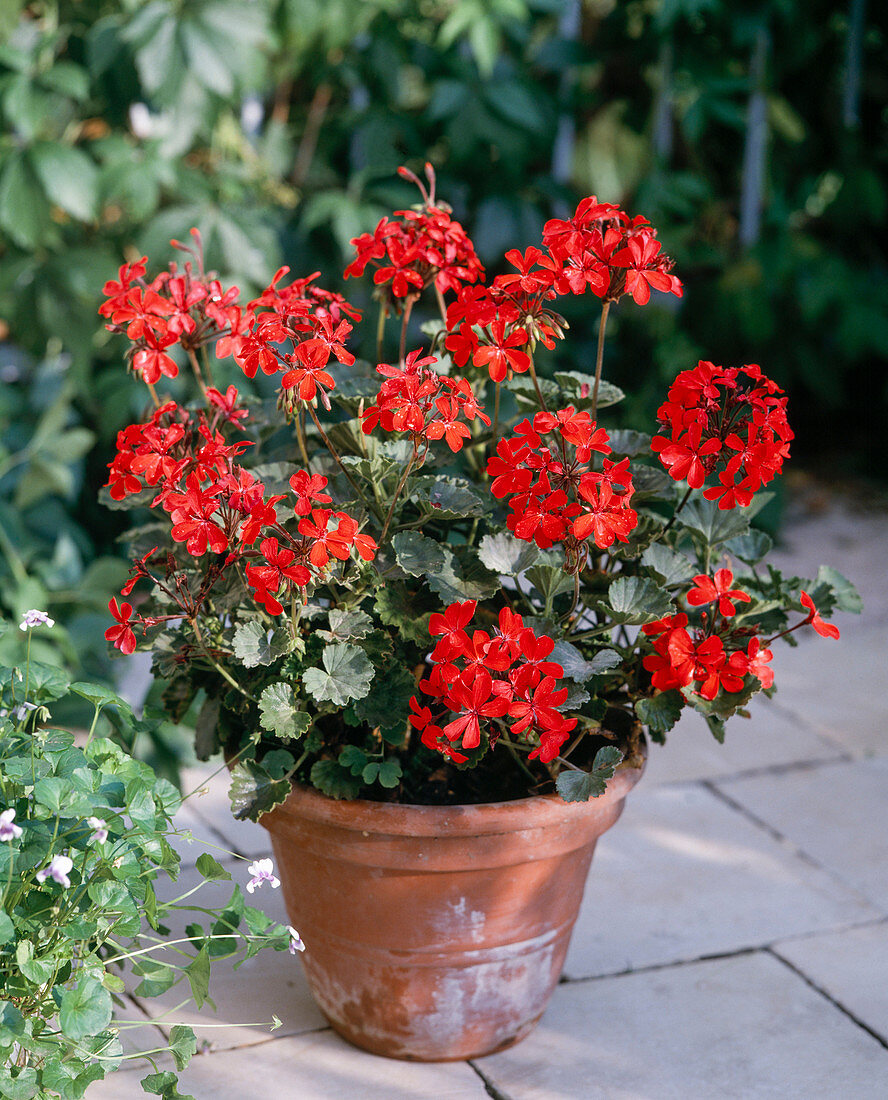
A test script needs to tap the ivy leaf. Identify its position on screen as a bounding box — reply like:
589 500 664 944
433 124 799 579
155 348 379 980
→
232 621 288 668
167 1025 198 1072
816 566 862 615
555 747 624 802
392 530 447 577
309 758 363 800
641 544 696 586
303 644 374 707
140 1072 196 1100
185 948 211 1011
635 691 684 734
478 532 539 576
59 977 112 1041
259 683 311 742
604 576 675 625
195 853 231 881
0 1067 38 1100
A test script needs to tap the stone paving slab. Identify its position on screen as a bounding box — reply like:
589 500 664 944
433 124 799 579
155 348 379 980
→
125 860 325 1050
642 693 845 787
773 920 888 1044
564 782 878 979
88 1028 490 1099
476 952 888 1100
761 630 888 757
716 757 888 912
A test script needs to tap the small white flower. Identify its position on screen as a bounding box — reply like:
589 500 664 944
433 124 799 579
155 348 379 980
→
86 817 108 844
36 854 74 889
246 858 280 894
13 702 39 723
19 610 55 631
0 809 23 842
287 925 306 954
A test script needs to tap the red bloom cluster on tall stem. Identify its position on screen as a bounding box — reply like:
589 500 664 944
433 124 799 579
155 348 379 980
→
409 601 576 764
345 163 484 304
652 361 793 509
487 408 637 563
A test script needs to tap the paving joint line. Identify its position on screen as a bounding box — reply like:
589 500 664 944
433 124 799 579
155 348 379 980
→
700 779 882 910
469 1061 516 1100
766 947 888 1053
561 944 760 985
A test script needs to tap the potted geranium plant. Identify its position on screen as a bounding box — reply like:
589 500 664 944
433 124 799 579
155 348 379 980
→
98 165 857 1060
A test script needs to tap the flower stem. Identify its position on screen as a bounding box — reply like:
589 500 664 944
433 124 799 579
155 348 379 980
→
399 297 415 366
306 405 376 514
492 380 501 443
380 453 416 544
376 301 387 362
528 357 548 413
590 300 611 420
186 348 209 399
294 407 312 472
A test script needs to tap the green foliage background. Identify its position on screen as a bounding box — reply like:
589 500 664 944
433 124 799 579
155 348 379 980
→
0 0 885 680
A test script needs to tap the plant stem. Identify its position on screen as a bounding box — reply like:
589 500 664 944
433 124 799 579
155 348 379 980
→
147 383 161 409
186 348 209 399
527 357 548 413
190 619 255 701
590 300 611 420
500 735 538 782
398 297 415 366
434 283 448 324
376 302 387 362
660 485 693 537
306 405 375 514
380 454 416 544
491 380 501 443
294 406 312 472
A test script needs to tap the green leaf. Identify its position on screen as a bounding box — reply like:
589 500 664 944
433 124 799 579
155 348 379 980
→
168 1025 198 1072
816 566 863 615
361 759 403 788
351 664 415 734
232 621 288 668
679 497 751 547
0 911 13 944
604 576 675 625
526 561 574 606
374 586 433 647
724 530 774 564
309 758 364 800
635 691 684 734
477 532 540 575
318 609 373 642
427 548 501 604
554 371 625 409
392 531 447 577
29 142 99 222
69 682 134 715
228 756 293 821
303 644 374 707
185 948 211 1010
555 747 624 802
0 1067 38 1099
59 977 112 1041
0 152 54 249
641 543 696 586
410 476 491 519
195 853 231 881
140 1071 195 1099
259 683 311 742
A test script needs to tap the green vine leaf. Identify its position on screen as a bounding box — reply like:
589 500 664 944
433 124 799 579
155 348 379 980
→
635 690 684 733
258 683 311 742
232 621 288 668
59 977 112 1041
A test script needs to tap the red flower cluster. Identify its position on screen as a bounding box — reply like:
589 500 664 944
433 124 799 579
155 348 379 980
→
103 392 377 650
443 197 680 385
652 361 793 509
234 267 360 409
99 232 251 386
409 601 576 764
345 164 483 301
542 196 683 305
642 612 773 700
487 408 637 557
361 349 490 453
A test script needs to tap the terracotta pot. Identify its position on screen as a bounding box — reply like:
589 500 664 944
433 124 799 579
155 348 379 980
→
260 758 644 1061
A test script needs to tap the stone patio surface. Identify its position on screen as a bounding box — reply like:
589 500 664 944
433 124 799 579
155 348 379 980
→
88 492 888 1098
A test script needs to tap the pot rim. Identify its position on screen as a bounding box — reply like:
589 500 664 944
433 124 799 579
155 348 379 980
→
262 746 646 838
